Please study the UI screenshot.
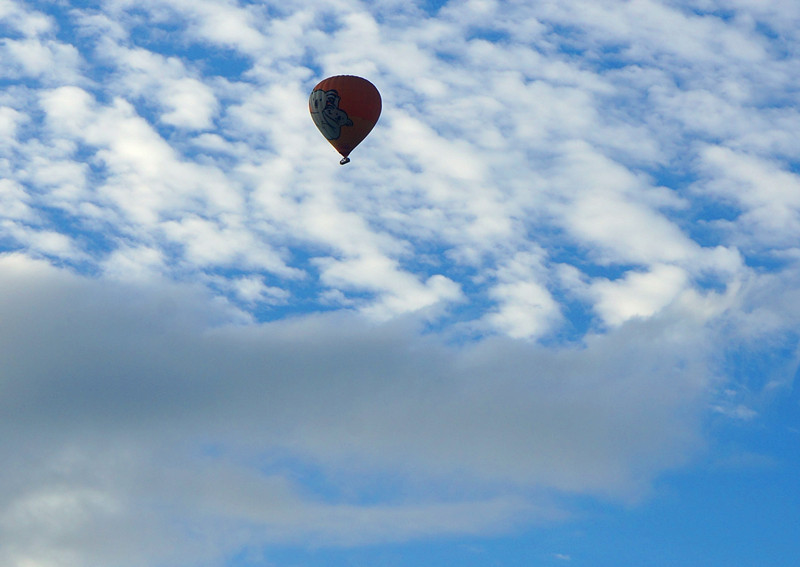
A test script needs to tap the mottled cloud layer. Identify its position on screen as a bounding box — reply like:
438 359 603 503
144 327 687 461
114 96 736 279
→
7 0 798 333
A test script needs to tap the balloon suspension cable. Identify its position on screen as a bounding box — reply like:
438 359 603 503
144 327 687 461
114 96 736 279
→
339 157 351 165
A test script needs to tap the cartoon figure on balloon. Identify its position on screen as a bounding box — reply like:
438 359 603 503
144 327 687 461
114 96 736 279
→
309 76 382 165
309 89 353 140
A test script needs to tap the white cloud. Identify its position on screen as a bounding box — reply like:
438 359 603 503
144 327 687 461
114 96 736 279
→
0 10 83 85
0 179 34 221
696 145 800 248
161 215 287 272
0 0 54 37
591 264 689 326
2 38 75 76
94 41 220 129
227 275 289 304
485 250 562 339
0 105 24 141
179 0 269 54
487 279 560 338
547 142 698 267
2 222 79 259
315 254 463 318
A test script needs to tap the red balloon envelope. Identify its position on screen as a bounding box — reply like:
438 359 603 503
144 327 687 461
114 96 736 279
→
309 75 381 164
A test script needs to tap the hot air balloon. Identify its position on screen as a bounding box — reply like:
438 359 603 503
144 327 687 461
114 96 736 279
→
309 75 381 165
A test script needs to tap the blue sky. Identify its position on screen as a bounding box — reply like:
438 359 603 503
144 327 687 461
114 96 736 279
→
1 0 799 565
